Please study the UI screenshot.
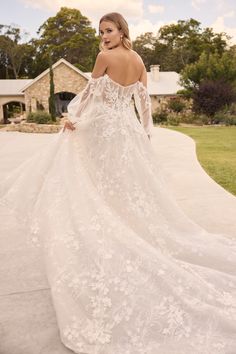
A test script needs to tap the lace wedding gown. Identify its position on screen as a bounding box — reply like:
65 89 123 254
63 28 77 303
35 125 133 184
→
0 73 236 354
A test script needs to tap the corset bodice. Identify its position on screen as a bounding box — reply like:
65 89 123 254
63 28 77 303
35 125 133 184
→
93 74 137 112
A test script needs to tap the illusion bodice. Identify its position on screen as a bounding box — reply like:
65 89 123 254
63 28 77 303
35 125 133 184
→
68 72 154 137
102 74 138 111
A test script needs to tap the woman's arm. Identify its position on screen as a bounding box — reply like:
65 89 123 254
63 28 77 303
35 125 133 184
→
63 51 109 131
134 64 154 140
139 63 148 88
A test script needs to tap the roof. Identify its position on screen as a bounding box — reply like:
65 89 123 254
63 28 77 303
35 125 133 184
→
147 72 183 95
85 71 183 95
0 59 183 97
0 79 32 96
21 58 90 91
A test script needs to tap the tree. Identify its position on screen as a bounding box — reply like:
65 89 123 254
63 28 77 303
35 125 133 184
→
48 56 56 121
192 80 236 122
133 32 179 72
228 44 236 63
180 51 236 90
0 44 9 78
0 24 34 79
132 18 229 73
132 32 157 69
159 19 229 71
168 98 186 113
36 7 99 72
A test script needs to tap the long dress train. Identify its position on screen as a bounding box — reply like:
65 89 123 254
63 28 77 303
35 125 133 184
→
0 73 236 354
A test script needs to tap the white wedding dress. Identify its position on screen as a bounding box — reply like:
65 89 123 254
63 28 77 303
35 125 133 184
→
0 73 236 354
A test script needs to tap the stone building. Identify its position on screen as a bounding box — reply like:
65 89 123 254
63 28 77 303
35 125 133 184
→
0 80 30 123
0 58 183 123
147 65 184 112
22 58 89 117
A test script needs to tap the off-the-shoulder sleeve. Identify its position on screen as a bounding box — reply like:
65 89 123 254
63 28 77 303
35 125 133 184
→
67 76 104 123
133 81 154 138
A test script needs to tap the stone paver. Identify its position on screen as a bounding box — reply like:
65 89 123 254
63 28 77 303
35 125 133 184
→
0 126 235 353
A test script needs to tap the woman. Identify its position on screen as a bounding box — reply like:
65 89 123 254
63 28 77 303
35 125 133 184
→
1 12 236 354
63 13 153 140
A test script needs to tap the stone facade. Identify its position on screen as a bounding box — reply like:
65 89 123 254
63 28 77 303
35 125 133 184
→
24 62 88 114
150 95 180 113
150 96 160 113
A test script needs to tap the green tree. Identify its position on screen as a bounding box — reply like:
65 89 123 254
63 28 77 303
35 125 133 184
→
180 51 236 90
229 44 236 60
36 7 99 72
0 24 34 78
133 33 178 72
48 56 56 121
159 19 228 71
133 18 229 73
132 32 157 69
0 43 9 78
168 98 186 113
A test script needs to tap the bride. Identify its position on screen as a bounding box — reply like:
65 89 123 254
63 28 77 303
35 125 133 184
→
1 12 236 354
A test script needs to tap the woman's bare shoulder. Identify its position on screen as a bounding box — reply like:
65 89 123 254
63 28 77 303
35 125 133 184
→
96 50 110 59
130 50 145 65
96 49 119 64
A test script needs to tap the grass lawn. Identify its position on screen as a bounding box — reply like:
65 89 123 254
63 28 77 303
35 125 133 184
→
165 125 236 197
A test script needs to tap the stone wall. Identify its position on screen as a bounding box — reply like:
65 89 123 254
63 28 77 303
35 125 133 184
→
3 122 63 133
150 96 159 113
24 63 87 114
150 95 179 113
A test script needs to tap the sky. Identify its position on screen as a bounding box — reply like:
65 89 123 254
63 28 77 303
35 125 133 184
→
1 0 236 44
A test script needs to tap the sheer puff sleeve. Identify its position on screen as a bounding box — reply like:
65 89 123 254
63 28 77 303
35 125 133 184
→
67 76 104 124
133 81 154 139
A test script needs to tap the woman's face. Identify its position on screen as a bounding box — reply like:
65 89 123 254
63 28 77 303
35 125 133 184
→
99 21 123 50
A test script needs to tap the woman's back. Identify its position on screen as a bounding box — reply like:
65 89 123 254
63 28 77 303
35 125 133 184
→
94 48 145 87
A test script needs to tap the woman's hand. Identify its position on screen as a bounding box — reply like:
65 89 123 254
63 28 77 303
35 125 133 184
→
63 120 77 132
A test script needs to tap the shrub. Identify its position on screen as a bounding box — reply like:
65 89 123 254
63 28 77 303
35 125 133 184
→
176 89 192 99
179 112 198 124
192 79 236 121
26 112 35 122
214 114 236 126
180 113 209 125
224 115 236 125
213 112 227 124
26 111 53 124
229 103 236 115
168 98 186 113
167 115 180 126
212 111 236 125
152 111 168 124
7 104 22 118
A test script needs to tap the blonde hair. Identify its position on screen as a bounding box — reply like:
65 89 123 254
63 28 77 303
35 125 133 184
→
99 12 132 51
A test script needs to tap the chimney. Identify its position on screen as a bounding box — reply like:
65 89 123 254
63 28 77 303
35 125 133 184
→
150 65 160 81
